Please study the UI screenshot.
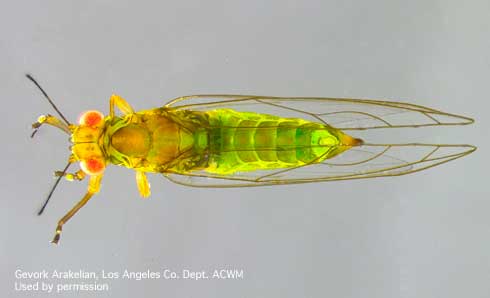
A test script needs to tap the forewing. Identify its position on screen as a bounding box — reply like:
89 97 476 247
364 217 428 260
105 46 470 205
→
164 144 476 187
165 95 474 130
163 95 475 187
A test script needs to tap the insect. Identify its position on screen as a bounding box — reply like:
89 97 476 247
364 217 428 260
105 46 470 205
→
26 74 476 244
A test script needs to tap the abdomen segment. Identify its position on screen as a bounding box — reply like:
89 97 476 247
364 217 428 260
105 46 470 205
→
203 109 361 174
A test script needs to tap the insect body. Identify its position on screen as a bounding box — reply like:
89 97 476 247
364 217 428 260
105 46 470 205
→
27 75 476 244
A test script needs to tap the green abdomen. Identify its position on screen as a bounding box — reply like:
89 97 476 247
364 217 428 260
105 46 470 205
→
204 109 352 174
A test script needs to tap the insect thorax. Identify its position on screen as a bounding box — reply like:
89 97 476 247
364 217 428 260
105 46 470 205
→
103 109 203 172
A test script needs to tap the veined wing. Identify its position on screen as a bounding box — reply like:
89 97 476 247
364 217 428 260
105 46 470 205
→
164 143 476 187
162 95 475 187
164 95 474 130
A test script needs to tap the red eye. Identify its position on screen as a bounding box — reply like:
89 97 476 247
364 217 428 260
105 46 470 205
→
79 110 104 126
80 158 105 175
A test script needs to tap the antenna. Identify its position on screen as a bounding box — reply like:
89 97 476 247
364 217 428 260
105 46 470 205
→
38 162 71 215
25 74 71 126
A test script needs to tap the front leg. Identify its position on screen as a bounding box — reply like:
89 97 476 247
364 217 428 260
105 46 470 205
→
54 169 86 181
109 94 135 117
51 174 103 244
31 114 72 137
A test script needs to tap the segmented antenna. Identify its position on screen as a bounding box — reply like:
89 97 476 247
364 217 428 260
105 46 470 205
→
38 162 71 215
25 74 71 126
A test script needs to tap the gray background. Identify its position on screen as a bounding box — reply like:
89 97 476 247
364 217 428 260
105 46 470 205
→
2 1 489 297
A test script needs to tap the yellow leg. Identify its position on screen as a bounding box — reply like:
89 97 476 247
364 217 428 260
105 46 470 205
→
51 175 103 244
32 114 72 136
54 169 86 181
109 94 135 117
135 171 151 198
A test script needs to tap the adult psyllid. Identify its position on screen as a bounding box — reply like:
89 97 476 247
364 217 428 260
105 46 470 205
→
26 74 476 245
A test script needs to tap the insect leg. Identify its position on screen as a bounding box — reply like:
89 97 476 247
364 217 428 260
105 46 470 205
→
31 115 71 137
51 174 103 244
135 171 151 198
109 94 135 117
54 169 86 181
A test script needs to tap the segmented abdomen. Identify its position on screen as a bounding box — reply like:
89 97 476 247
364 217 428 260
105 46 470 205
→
204 109 345 174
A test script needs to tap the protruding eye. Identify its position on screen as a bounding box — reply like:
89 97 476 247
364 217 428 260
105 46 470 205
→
80 158 105 175
79 110 104 127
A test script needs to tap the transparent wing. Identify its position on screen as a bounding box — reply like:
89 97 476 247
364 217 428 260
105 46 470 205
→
164 144 476 187
165 95 474 130
162 95 475 187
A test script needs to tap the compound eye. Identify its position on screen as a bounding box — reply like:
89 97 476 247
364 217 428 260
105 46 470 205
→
80 158 105 175
79 110 104 127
